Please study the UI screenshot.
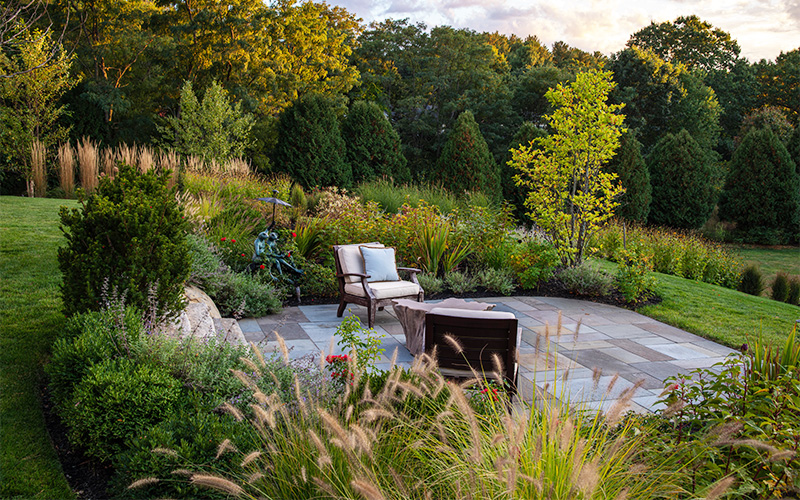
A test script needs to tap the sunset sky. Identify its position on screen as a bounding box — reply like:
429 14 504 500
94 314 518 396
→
337 0 799 62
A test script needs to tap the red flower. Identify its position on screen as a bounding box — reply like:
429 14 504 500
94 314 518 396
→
241 253 245 257
221 237 226 242
231 239 236 243
292 232 297 238
287 252 292 257
259 264 265 270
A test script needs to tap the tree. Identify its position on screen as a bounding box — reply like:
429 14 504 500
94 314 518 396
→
789 126 800 174
510 70 625 267
736 106 794 146
434 110 500 198
157 80 254 164
342 100 409 184
604 132 651 223
719 127 800 244
755 48 799 124
627 15 741 72
503 121 547 219
706 58 759 159
648 130 719 229
273 93 351 188
609 46 721 153
0 23 74 170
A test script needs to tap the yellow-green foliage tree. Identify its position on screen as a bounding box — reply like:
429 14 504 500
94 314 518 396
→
510 70 625 266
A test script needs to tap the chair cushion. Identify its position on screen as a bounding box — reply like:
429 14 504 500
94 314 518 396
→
344 280 421 299
428 307 517 320
338 243 383 283
360 246 400 282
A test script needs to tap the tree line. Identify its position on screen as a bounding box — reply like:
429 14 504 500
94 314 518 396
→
1 5 798 242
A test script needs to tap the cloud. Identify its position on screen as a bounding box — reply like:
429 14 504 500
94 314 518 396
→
337 0 799 60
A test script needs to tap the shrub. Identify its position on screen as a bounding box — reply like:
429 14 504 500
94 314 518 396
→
444 270 477 294
604 132 651 223
433 110 500 201
507 239 559 290
214 271 282 318
719 127 800 244
417 273 444 295
273 92 352 189
186 232 227 295
477 267 516 295
342 100 410 184
58 165 190 319
64 357 180 462
614 248 657 303
648 129 719 229
47 307 145 410
738 265 764 296
558 262 613 296
297 259 338 298
788 277 800 306
772 272 789 302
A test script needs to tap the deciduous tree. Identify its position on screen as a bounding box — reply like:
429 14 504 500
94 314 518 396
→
511 70 625 266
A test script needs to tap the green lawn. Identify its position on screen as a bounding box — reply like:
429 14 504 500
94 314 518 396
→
592 258 800 348
0 196 75 500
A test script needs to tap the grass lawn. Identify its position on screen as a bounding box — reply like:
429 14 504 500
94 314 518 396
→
593 258 800 348
1 196 75 500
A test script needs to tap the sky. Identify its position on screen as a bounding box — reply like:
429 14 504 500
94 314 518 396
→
336 0 800 62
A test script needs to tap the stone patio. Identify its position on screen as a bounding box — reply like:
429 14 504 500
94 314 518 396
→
238 296 736 413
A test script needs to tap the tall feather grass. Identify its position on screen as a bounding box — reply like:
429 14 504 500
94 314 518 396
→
57 142 75 197
30 139 46 197
77 137 99 193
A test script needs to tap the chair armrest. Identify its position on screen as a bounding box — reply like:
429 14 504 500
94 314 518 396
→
337 272 370 279
396 267 421 274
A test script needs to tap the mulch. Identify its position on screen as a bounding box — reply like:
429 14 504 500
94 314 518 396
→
44 277 660 499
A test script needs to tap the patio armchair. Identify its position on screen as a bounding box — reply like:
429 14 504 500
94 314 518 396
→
424 307 519 396
333 243 424 328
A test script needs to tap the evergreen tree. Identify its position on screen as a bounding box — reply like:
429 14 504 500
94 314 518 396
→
273 93 352 189
719 127 800 244
604 132 651 223
787 126 800 174
342 101 410 184
434 110 500 198
503 122 546 217
157 80 254 164
648 129 719 229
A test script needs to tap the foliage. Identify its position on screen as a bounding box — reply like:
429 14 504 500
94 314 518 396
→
335 314 385 375
58 165 190 319
293 217 329 261
771 272 789 302
341 100 409 184
648 129 720 229
736 105 794 146
433 110 500 199
558 262 613 296
443 270 477 294
297 258 338 298
738 265 764 296
754 48 799 124
507 238 559 289
787 278 800 306
590 221 742 288
608 47 721 153
626 15 740 71
185 232 227 295
273 92 352 189
415 222 472 277
614 248 657 303
213 270 282 318
477 267 516 295
657 329 800 498
64 357 180 462
511 69 625 267
47 307 145 411
0 23 75 171
604 132 651 223
417 272 444 294
157 80 254 165
719 127 800 244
